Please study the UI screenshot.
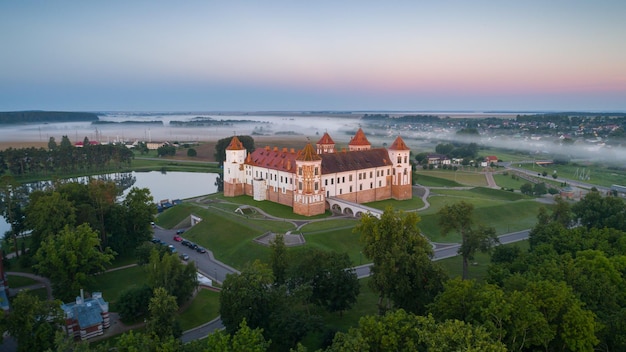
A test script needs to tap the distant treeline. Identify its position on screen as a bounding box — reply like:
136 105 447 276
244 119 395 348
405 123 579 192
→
0 136 133 178
92 120 164 125
0 111 99 124
516 113 626 124
361 114 441 124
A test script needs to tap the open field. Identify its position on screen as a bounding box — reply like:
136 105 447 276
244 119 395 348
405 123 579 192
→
415 169 488 186
518 162 626 188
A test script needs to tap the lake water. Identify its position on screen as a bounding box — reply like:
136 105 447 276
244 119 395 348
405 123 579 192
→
0 171 219 238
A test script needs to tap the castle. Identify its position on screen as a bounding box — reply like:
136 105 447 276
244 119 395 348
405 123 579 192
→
223 128 412 217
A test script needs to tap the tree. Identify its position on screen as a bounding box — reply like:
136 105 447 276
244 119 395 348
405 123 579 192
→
328 309 506 352
146 287 181 340
186 148 197 157
112 187 156 255
520 182 533 195
25 190 77 254
356 207 447 315
533 182 548 196
269 233 288 285
146 249 198 305
220 261 276 334
0 176 26 257
286 249 360 315
47 136 57 151
198 319 270 352
34 223 116 302
437 201 499 280
6 291 64 352
117 285 153 321
572 191 626 231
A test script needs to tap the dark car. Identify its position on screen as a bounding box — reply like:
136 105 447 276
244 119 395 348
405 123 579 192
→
176 229 185 234
181 240 190 247
196 246 206 253
150 238 159 244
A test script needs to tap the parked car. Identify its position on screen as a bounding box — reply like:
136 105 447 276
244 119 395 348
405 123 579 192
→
150 237 159 244
176 229 185 234
181 239 190 247
179 253 189 261
173 235 183 242
196 246 206 253
168 245 177 253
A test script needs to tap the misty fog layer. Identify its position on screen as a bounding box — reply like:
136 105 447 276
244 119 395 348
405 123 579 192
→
1 112 624 166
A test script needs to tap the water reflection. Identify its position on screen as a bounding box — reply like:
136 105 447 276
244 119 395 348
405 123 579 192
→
0 171 219 236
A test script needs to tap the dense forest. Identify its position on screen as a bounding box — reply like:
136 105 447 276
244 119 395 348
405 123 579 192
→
0 111 99 124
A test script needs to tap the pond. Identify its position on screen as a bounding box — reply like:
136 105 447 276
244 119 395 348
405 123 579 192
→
0 171 219 238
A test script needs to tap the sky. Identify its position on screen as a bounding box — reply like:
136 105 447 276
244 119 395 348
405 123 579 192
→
1 1 625 112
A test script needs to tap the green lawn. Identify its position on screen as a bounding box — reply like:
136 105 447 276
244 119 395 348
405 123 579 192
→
92 265 147 312
414 173 464 187
365 196 425 211
6 275 37 287
416 170 488 187
518 162 626 188
179 289 221 331
493 173 530 190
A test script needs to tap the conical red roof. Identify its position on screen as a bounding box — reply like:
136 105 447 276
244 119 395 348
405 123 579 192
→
349 128 371 146
226 136 244 150
317 132 335 145
296 143 321 161
389 136 410 150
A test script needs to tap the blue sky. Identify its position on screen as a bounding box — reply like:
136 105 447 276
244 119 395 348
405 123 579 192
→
1 1 625 112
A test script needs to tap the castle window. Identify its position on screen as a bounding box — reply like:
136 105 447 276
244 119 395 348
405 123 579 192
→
342 176 345 183
331 178 334 185
370 182 373 189
404 169 408 175
359 184 363 191
298 167 302 176
299 182 302 190
339 188 342 195
350 186 353 192
397 156 402 163
379 180 382 187
370 171 373 178
315 182 318 191
314 167 319 175
337 177 340 184
358 173 362 180
404 156 408 163
325 179 328 186
349 175 353 182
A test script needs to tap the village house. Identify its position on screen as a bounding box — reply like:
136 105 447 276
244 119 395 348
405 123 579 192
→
61 290 110 341
223 129 412 216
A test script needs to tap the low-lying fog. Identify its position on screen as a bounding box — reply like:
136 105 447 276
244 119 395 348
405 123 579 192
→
1 112 624 166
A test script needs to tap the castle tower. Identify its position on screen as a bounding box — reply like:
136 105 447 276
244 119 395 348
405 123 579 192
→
293 143 325 216
316 132 335 154
388 136 412 200
348 128 371 151
223 136 247 197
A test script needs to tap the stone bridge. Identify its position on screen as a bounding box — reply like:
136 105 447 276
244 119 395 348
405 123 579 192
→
326 197 383 218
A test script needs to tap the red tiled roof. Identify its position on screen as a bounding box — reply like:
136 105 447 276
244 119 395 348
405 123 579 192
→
388 136 410 150
349 128 371 146
296 143 322 161
246 146 298 172
226 136 244 150
321 148 390 173
316 132 335 145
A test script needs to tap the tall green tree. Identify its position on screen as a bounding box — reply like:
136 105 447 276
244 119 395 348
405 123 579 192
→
34 223 115 302
328 309 506 352
5 292 64 352
146 249 198 305
286 249 360 315
0 175 25 257
437 201 499 280
25 190 77 254
356 207 447 315
269 233 288 285
146 287 181 340
199 319 270 352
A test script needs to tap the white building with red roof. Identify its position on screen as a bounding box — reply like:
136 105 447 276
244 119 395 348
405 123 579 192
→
224 128 412 216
